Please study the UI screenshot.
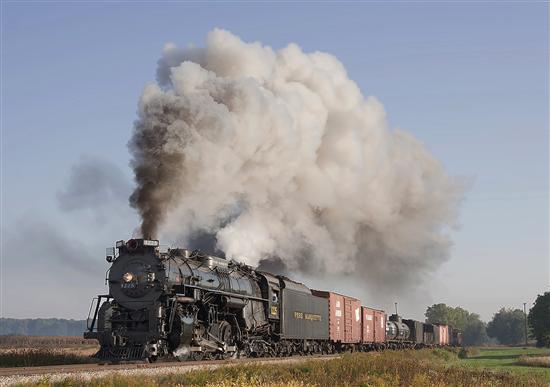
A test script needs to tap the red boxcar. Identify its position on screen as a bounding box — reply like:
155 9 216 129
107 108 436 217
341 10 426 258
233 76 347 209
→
433 324 450 346
361 306 386 345
311 290 361 343
362 307 375 343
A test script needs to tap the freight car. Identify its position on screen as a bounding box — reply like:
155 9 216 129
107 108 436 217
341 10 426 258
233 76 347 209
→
310 291 361 351
360 306 386 351
403 318 425 348
452 328 463 347
385 314 411 349
85 239 461 362
434 324 450 346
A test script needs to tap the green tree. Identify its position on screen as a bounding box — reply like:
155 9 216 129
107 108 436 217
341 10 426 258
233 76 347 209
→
425 303 479 331
528 292 550 347
425 303 467 327
487 308 526 345
462 319 489 346
425 304 450 324
425 303 488 345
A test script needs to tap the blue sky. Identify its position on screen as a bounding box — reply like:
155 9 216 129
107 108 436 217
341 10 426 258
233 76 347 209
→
1 2 548 321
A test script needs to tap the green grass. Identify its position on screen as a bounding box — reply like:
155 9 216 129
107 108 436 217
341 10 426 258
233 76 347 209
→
23 349 548 386
458 346 550 379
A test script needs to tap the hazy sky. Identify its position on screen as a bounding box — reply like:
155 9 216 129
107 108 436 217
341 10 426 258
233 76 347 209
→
1 3 548 322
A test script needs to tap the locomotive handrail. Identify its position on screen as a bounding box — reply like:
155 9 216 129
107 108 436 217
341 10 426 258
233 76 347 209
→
87 294 112 331
104 267 111 285
86 297 98 331
176 286 269 303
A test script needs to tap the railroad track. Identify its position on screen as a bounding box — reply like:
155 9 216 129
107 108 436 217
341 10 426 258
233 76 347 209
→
0 355 340 386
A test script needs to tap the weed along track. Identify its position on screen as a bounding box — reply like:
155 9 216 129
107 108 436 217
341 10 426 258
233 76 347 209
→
2 350 548 387
0 355 339 386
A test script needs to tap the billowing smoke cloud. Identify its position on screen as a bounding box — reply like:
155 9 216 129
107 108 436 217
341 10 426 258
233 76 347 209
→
129 29 463 292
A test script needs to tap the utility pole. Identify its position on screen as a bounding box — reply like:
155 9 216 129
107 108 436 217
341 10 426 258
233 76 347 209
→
523 302 527 347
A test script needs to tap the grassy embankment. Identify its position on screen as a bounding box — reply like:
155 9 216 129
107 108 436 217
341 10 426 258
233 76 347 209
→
24 348 550 386
0 336 98 367
458 346 550 379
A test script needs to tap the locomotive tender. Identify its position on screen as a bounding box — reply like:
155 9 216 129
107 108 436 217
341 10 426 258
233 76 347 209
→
84 239 461 362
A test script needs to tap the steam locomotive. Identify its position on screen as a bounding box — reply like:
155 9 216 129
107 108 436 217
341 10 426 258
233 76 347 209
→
84 239 461 362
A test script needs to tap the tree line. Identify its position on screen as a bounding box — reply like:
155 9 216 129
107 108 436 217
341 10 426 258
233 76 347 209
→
0 318 87 336
425 292 549 347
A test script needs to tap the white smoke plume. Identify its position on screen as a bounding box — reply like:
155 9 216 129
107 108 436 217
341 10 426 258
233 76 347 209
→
129 29 463 292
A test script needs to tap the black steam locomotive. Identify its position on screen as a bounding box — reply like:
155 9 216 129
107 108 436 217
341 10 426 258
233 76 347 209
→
85 238 460 362
85 238 328 361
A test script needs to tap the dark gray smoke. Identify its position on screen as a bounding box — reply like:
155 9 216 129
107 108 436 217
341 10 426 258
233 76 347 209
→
4 219 99 274
57 156 131 213
128 103 189 238
186 230 226 257
129 29 463 294
256 257 288 276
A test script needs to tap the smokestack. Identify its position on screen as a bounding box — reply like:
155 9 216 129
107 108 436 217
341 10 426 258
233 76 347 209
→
129 29 463 293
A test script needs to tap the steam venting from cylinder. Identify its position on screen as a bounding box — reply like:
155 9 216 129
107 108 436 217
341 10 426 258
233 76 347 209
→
129 29 463 292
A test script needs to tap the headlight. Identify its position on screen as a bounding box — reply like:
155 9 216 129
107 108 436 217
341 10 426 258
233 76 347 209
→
122 272 134 282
